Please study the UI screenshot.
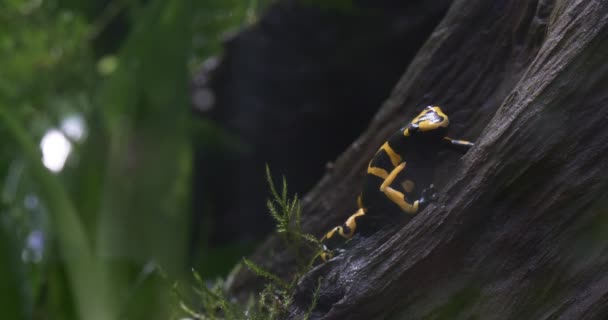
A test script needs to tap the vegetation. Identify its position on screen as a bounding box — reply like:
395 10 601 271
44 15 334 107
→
173 168 322 320
0 1 272 319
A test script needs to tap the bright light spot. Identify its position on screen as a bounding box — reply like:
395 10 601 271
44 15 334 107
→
61 114 86 141
40 129 72 172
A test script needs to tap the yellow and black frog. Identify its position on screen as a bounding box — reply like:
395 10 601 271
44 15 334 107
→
320 106 474 261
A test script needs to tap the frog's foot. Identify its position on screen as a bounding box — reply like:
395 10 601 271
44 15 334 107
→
419 184 438 208
320 245 335 262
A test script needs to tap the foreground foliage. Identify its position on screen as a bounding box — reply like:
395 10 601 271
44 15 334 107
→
174 168 322 320
0 0 271 319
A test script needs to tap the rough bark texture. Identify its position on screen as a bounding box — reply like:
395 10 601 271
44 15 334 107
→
225 0 608 319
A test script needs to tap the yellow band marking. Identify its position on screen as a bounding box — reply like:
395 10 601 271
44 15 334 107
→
412 105 450 132
367 166 389 179
381 142 402 167
377 162 418 213
380 162 406 192
384 187 419 214
323 228 337 241
340 208 366 238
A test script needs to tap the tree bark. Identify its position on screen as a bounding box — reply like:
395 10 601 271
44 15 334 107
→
228 0 608 319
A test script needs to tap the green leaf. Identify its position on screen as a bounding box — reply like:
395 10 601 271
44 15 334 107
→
243 258 289 290
0 219 29 320
0 106 116 320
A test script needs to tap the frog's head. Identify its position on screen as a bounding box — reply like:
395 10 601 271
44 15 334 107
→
410 106 449 138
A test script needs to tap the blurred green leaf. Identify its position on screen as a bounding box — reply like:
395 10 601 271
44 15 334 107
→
97 55 119 76
0 106 116 320
0 217 29 320
0 0 274 319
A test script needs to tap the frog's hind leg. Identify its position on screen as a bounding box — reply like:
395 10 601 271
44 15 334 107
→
320 208 367 261
379 162 420 214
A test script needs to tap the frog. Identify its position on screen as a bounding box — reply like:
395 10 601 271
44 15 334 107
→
320 106 474 261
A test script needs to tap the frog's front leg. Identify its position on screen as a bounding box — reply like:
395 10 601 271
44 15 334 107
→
443 137 475 154
379 162 421 214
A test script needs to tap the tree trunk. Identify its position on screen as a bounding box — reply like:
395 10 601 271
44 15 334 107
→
227 0 608 319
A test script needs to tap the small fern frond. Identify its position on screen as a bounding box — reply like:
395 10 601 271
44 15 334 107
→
190 270 243 320
293 196 302 230
265 164 281 204
281 175 288 207
266 164 292 235
303 277 323 320
267 199 286 233
302 233 322 248
179 300 205 319
243 258 289 290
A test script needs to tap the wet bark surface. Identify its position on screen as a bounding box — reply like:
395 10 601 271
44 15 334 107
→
221 0 608 319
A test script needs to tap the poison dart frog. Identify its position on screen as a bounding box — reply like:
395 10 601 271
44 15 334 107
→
320 106 474 261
